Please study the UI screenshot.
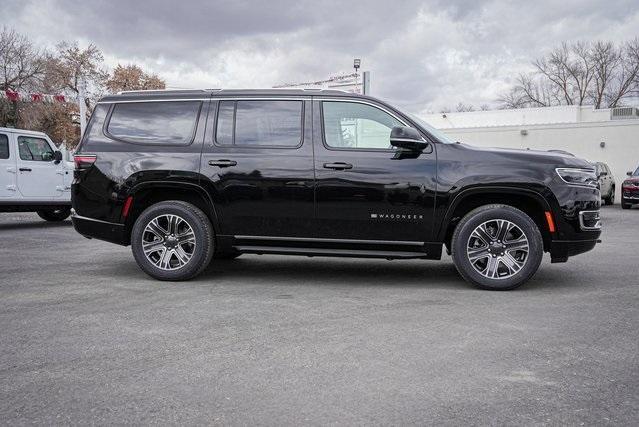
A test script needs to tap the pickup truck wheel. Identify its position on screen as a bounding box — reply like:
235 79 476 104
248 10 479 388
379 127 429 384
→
37 207 71 222
131 201 214 281
451 204 543 290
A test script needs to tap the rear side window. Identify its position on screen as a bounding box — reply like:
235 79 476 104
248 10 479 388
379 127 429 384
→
215 100 303 147
107 101 201 145
0 134 8 159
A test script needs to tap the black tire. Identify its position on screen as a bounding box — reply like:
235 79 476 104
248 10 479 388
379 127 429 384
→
37 207 71 222
131 201 214 281
451 204 543 290
621 199 632 209
603 187 615 205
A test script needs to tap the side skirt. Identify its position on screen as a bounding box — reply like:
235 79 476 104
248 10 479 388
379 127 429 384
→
219 235 443 260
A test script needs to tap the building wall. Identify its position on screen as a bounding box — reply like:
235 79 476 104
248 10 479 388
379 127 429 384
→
435 120 639 200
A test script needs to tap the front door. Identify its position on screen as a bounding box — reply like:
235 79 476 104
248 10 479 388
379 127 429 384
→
313 99 437 242
16 135 63 199
200 98 315 238
0 132 16 198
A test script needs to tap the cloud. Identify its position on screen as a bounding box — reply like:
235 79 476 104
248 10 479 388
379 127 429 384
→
4 0 639 112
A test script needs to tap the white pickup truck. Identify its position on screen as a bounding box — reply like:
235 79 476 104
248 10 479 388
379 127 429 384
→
0 127 73 221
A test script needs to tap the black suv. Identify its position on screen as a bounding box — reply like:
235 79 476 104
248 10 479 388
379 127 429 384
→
71 89 602 290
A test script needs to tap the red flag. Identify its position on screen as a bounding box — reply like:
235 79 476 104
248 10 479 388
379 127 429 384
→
30 93 43 102
53 94 66 103
5 90 20 101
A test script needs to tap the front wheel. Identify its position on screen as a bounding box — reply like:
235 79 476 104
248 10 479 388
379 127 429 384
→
451 204 543 290
37 207 71 222
131 201 214 281
621 199 632 209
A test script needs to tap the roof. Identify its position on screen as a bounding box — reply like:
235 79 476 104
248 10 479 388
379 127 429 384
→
0 126 49 137
99 88 362 103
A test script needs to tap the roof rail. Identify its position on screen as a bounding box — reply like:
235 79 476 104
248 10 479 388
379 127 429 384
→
116 89 211 95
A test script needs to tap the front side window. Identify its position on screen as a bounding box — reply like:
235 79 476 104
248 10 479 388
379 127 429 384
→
107 101 201 145
0 134 8 159
322 101 403 150
215 100 303 147
18 136 54 161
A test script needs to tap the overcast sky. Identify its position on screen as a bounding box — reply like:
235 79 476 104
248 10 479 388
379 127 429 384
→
4 0 639 113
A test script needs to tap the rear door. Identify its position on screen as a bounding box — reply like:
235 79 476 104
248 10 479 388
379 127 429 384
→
313 98 437 242
0 132 16 198
16 135 64 199
200 97 315 238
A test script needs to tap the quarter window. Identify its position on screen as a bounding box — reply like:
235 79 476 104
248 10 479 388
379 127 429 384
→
107 101 201 145
322 101 403 149
0 134 8 159
215 100 303 147
18 136 54 161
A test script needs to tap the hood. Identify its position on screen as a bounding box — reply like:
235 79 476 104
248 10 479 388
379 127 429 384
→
457 143 593 169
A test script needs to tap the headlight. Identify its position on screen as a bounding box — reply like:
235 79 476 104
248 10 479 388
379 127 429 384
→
555 168 598 188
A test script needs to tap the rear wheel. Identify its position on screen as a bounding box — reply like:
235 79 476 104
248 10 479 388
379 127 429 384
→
37 207 71 222
451 204 543 290
131 201 214 281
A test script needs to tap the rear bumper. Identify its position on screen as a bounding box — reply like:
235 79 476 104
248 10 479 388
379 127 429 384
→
71 213 128 246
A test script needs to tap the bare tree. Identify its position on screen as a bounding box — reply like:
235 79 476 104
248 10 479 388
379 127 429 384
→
45 41 108 111
498 39 639 109
455 102 475 112
0 27 47 91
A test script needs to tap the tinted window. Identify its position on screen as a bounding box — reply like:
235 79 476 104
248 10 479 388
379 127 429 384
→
216 101 234 145
18 136 54 161
107 101 201 144
322 101 402 149
215 100 302 147
0 134 8 159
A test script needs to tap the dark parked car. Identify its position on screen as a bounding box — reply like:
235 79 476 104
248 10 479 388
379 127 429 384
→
622 166 639 209
71 89 602 290
593 161 616 205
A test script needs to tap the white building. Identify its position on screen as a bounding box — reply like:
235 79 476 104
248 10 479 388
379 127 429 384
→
422 105 639 201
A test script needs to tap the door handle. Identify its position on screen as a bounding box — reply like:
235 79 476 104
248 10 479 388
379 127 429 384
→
19 167 32 172
323 162 353 170
208 159 237 168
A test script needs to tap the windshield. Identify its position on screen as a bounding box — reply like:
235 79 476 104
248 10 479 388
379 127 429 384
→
407 113 457 144
634 166 639 176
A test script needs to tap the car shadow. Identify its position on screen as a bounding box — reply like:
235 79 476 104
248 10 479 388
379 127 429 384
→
0 219 72 230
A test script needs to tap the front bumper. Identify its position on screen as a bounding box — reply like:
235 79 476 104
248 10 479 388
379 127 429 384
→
71 212 128 246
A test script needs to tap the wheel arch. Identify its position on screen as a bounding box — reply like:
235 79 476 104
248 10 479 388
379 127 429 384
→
438 186 554 252
123 181 220 243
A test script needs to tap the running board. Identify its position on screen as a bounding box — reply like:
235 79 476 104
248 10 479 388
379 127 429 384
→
233 245 431 259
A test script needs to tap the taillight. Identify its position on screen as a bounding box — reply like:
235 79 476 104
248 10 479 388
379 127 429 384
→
74 154 97 170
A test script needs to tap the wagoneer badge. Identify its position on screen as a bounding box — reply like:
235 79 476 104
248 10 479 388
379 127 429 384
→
371 213 424 220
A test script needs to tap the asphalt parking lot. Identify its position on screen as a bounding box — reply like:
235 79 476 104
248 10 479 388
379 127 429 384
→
1 206 637 425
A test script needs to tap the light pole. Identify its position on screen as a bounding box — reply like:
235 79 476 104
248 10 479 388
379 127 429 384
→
353 58 361 93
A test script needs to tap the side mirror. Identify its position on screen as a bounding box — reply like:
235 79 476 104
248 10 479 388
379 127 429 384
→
53 150 63 164
390 126 429 151
628 171 633 176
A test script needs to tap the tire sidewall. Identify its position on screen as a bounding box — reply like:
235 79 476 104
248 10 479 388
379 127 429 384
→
452 206 543 290
131 202 213 281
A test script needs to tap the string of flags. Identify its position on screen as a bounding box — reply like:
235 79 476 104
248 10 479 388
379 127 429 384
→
0 90 67 103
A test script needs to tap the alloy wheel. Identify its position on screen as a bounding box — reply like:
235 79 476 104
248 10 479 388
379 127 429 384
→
466 219 529 279
141 214 196 270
